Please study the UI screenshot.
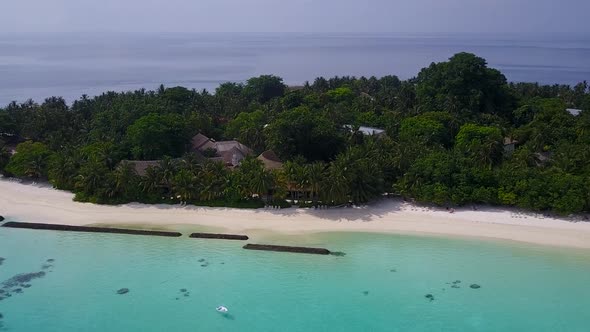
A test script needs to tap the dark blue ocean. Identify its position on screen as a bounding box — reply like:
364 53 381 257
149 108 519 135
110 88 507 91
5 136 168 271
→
1 33 589 105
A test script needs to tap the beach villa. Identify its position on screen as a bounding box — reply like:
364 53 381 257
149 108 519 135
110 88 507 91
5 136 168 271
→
191 133 254 167
122 134 282 175
191 133 284 170
257 150 284 170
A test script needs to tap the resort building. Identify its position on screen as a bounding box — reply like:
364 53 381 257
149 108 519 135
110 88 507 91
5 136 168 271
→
503 137 518 155
344 125 386 137
566 108 583 116
123 160 164 176
534 151 553 166
122 135 260 175
257 150 283 170
191 133 254 167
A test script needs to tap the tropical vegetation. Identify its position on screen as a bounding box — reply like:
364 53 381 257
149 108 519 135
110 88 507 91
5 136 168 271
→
1 53 589 214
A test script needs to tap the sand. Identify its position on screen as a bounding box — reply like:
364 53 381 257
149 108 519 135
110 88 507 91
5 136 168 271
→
1 179 590 249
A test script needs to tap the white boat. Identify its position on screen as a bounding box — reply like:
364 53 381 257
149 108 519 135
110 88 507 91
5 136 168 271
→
216 306 228 313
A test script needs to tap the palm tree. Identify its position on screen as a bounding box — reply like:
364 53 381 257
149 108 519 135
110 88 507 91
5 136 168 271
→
0 144 10 174
323 145 385 205
249 169 274 200
282 161 298 200
139 166 162 195
240 126 266 153
158 157 177 192
199 161 227 201
113 161 138 199
348 160 379 204
270 169 288 202
348 125 364 145
283 160 308 201
224 171 247 202
48 152 77 189
469 138 502 170
25 154 48 179
306 162 325 206
172 169 198 202
348 146 385 205
75 159 108 196
95 140 121 170
180 153 201 175
321 162 348 205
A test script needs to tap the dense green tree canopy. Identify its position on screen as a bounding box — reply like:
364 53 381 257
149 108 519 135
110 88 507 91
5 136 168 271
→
416 52 512 116
224 110 267 153
399 116 449 147
455 124 503 169
326 87 355 103
265 107 346 162
1 52 589 214
0 110 17 135
5 141 53 178
243 75 286 104
126 113 190 159
0 141 11 175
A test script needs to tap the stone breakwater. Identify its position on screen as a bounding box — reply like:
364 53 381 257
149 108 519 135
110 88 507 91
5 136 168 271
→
2 222 182 237
2 222 338 255
243 244 331 255
189 233 248 240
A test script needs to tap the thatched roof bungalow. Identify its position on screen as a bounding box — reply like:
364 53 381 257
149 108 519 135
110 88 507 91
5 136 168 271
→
191 133 253 167
257 150 283 170
122 160 162 176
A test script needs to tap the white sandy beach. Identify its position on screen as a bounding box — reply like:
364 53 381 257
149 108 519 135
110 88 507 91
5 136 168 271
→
1 179 590 249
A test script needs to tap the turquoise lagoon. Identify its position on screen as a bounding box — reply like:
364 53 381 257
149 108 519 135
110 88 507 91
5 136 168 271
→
1 226 589 332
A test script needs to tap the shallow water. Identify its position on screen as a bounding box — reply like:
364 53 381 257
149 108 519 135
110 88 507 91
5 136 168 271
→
0 227 589 331
1 33 589 105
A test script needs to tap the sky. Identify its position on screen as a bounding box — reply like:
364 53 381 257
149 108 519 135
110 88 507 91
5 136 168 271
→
0 0 589 35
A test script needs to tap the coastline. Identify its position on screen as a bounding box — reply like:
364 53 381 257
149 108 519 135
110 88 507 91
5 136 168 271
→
1 179 590 249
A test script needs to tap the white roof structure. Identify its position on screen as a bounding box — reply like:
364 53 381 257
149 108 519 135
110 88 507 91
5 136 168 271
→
344 125 386 136
566 108 583 116
358 126 385 135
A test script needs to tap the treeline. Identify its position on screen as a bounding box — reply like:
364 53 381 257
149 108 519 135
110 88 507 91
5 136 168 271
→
1 52 589 214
